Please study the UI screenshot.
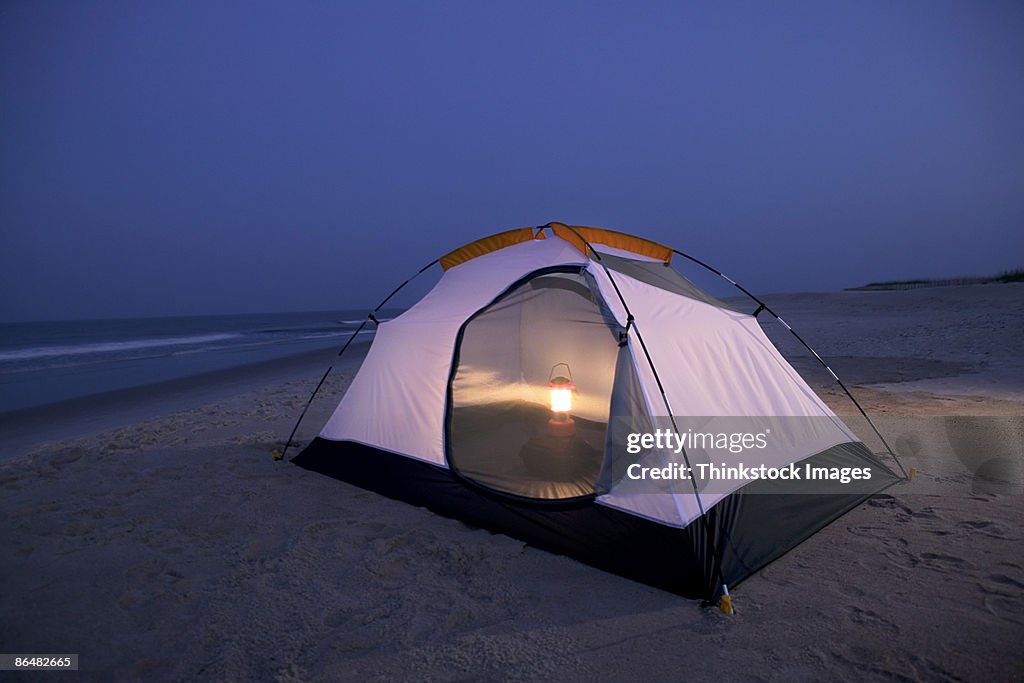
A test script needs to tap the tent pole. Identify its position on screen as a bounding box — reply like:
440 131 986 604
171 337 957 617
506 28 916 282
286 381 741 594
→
278 258 440 462
548 224 735 608
669 248 909 480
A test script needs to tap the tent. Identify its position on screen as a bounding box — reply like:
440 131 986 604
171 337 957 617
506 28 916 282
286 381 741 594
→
290 223 904 606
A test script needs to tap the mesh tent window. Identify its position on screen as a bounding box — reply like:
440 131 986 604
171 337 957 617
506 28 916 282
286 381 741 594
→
447 268 622 500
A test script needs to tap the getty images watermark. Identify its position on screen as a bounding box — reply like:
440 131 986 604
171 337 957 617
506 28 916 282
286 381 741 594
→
607 416 1024 495
623 427 872 486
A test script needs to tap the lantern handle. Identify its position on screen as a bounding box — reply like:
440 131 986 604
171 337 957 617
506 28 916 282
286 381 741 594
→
549 362 573 383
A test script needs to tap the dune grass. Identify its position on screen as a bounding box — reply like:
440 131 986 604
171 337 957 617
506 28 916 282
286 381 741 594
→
849 268 1023 290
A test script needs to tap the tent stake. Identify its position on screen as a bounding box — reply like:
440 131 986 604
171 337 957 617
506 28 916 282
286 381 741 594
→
719 584 734 615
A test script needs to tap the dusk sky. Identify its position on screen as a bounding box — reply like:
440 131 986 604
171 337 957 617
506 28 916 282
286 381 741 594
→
2 1 1022 321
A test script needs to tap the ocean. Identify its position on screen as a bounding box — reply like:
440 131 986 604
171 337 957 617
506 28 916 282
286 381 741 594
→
0 311 391 413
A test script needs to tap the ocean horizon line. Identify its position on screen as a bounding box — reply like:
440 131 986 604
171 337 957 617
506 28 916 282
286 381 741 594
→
0 307 405 326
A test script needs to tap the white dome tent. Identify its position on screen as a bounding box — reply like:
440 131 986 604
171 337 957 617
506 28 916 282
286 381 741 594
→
287 223 905 608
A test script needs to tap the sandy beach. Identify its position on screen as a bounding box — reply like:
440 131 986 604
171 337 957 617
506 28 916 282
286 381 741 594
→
1 284 1022 681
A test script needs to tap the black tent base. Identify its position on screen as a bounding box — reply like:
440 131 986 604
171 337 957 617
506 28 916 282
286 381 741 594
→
292 438 899 601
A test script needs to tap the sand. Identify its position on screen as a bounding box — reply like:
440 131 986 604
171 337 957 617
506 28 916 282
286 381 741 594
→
1 284 1022 681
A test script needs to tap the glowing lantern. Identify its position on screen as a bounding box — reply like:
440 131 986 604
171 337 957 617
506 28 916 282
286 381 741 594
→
549 377 574 413
547 363 576 437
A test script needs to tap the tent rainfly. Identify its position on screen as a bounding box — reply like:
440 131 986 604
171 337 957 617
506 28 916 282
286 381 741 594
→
289 223 905 608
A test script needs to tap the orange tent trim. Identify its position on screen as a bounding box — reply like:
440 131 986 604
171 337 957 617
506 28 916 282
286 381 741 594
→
548 223 672 263
439 227 543 270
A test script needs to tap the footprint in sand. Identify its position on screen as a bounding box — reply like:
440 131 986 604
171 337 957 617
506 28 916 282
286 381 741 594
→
844 605 900 635
866 495 916 518
909 506 940 519
958 519 1017 540
847 525 909 546
918 552 972 572
48 448 85 468
163 567 185 583
980 573 1024 596
961 520 995 529
882 547 920 570
982 595 1024 626
834 582 867 599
